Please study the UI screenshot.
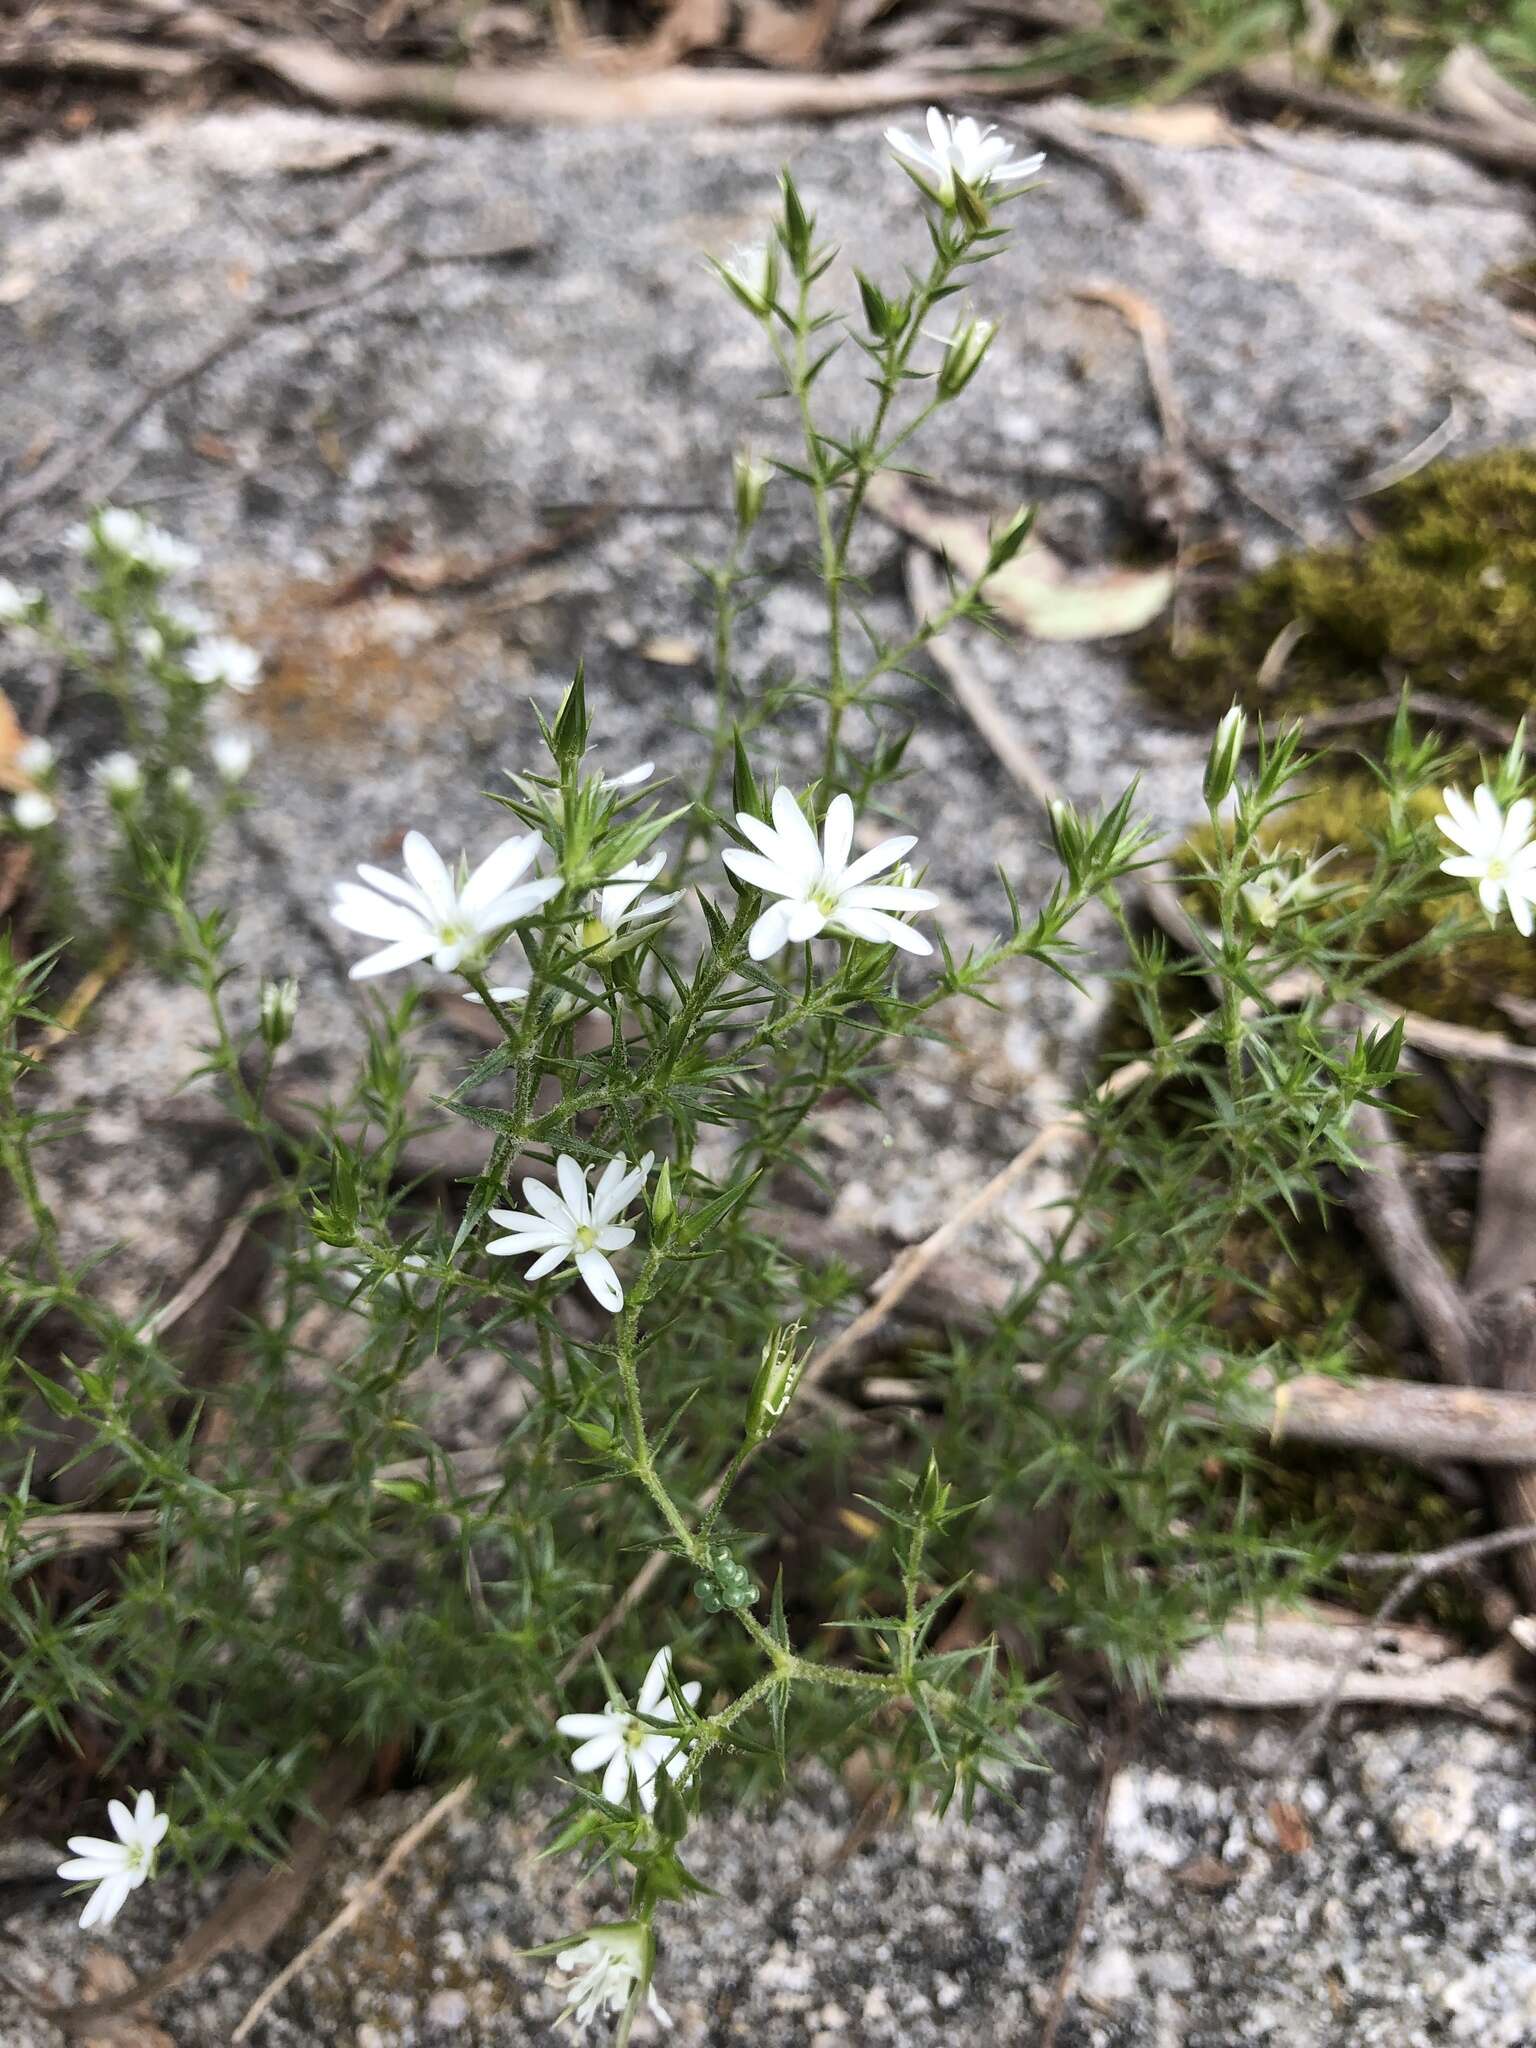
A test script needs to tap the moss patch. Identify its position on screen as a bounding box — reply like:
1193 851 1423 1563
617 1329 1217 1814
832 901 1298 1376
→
1138 450 1536 726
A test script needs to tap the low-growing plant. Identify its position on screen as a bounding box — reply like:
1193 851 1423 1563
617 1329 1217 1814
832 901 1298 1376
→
2 112 1529 2037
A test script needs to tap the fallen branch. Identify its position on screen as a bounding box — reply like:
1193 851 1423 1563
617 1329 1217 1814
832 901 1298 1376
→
1232 55 1536 181
1273 1373 1536 1466
1273 1528 1536 1782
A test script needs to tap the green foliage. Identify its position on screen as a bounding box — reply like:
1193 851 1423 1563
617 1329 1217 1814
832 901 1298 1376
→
0 144 1521 2028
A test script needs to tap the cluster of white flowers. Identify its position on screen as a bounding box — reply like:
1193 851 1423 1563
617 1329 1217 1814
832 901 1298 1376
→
1438 782 1536 936
67 507 199 578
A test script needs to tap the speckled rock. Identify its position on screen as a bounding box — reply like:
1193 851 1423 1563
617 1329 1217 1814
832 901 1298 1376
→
8 1713 1536 2044
3 100 1535 1280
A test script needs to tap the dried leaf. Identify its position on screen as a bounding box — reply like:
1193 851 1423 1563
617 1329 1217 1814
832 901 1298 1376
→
1267 1798 1313 1855
277 135 394 177
638 635 702 667
1077 103 1238 149
0 689 41 796
869 475 1173 642
1174 1853 1241 1891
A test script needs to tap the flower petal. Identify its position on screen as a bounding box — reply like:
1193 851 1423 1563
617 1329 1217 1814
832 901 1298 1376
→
400 832 457 920
569 1734 621 1774
575 1247 624 1313
347 935 439 980
722 847 795 896
747 899 797 961
839 834 918 890
637 1647 673 1715
459 832 543 916
821 792 855 876
602 1748 631 1807
769 786 823 882
556 1155 592 1225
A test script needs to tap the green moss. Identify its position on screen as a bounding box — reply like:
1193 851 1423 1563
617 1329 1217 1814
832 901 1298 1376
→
1138 450 1536 726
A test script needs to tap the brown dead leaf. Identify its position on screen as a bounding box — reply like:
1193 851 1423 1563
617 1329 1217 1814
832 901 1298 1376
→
191 432 239 466
1174 1853 1241 1891
1267 1798 1313 1855
0 690 40 795
1078 103 1238 150
870 474 1174 642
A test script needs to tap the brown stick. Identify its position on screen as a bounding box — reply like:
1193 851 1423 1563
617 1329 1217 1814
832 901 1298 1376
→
1276 1521 1536 1786
1273 1374 1536 1466
1232 55 1536 181
1347 1103 1478 1389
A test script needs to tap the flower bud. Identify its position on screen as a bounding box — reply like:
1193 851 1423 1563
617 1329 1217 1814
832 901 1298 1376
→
12 790 56 832
259 976 300 1050
936 314 997 399
649 1159 675 1236
17 737 54 780
1203 706 1247 810
746 1323 804 1442
212 730 255 783
732 450 773 534
717 240 778 318
92 750 142 800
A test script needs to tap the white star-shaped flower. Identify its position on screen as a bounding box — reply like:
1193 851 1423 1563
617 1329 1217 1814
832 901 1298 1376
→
13 790 57 831
1437 783 1536 937
722 788 938 962
68 508 199 577
56 1789 168 1930
884 107 1044 209
185 636 262 693
485 1151 652 1313
331 829 559 980
553 1922 671 2033
556 1647 700 1812
584 850 681 956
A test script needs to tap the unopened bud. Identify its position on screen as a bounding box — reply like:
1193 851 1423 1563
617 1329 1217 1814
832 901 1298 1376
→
733 450 773 534
259 976 300 1050
746 1323 804 1442
1203 706 1247 810
937 315 997 399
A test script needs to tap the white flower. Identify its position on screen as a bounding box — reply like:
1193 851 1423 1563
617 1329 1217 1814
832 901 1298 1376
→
134 625 166 662
56 1789 168 1930
722 788 939 962
186 636 261 693
17 737 54 778
331 829 559 981
1240 849 1340 932
92 750 142 796
211 730 255 783
884 107 1044 209
169 766 195 798
12 790 56 831
583 851 681 956
600 760 655 791
485 1151 652 1314
718 240 778 316
0 577 40 624
1438 784 1536 936
555 1647 700 1812
552 1923 671 2034
462 983 527 1008
68 508 199 576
